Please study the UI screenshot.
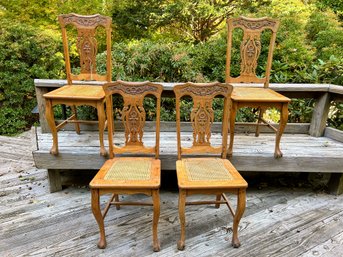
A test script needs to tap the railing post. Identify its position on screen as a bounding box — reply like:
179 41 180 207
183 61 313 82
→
309 92 331 137
35 85 50 133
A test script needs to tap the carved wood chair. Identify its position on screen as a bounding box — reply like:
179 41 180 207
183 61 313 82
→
89 81 163 251
174 82 248 250
226 16 291 158
43 13 112 156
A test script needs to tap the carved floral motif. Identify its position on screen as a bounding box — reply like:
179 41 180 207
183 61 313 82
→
106 84 159 95
240 33 261 77
191 100 214 146
180 85 229 96
77 29 97 74
61 14 110 27
232 19 277 30
122 102 145 145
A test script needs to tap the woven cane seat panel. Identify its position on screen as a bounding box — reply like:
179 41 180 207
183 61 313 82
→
104 159 152 181
184 159 233 181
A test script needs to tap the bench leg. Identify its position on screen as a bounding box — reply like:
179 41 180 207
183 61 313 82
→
47 169 62 193
328 173 343 195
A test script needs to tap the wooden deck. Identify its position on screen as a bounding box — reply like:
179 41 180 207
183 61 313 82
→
2 131 343 256
31 123 343 193
32 80 343 194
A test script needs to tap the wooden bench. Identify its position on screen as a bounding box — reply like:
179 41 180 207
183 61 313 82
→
32 80 343 194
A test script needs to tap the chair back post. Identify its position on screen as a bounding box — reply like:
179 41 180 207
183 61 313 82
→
225 20 234 84
225 16 279 87
103 81 163 158
174 82 233 159
105 24 112 82
264 24 279 88
175 96 182 160
58 13 112 83
105 94 115 158
221 97 230 158
155 92 161 159
58 17 72 85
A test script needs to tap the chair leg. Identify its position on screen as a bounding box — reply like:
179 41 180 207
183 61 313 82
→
228 102 237 158
274 103 289 158
45 99 58 155
255 107 264 137
97 102 107 156
70 105 80 134
215 194 221 208
232 188 246 248
91 189 107 249
152 190 161 252
114 194 120 210
177 189 187 250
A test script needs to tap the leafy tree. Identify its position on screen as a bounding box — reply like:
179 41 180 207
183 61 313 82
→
0 0 113 28
111 0 270 42
315 0 343 20
111 0 165 40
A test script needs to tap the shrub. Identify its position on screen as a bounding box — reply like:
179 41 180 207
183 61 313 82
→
0 17 64 135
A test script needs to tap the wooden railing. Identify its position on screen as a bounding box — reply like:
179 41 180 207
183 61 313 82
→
34 79 343 137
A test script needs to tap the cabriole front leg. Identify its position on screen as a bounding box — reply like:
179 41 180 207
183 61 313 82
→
91 189 107 249
45 99 58 155
232 188 246 248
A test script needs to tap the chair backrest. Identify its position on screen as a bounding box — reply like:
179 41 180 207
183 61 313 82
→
225 16 279 88
103 81 163 159
174 82 233 160
58 13 112 84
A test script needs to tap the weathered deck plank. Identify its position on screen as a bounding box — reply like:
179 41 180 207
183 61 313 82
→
1 132 343 256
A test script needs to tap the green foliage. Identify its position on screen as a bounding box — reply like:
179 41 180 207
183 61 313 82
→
111 0 165 40
0 0 114 28
0 17 64 135
315 0 343 20
0 0 342 133
288 99 315 123
111 0 269 42
328 102 343 130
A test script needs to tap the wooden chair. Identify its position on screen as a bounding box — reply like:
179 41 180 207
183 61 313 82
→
89 81 163 251
174 82 248 250
226 16 291 158
43 13 112 156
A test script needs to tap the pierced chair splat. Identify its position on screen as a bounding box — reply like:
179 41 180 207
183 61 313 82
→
226 16 291 158
174 82 248 250
43 13 112 156
89 81 163 252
